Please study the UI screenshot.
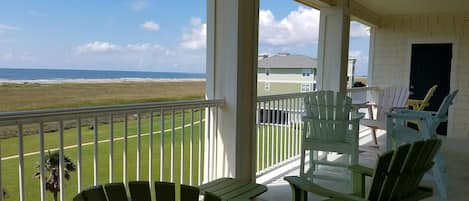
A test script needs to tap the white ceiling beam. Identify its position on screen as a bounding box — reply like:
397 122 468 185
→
295 0 337 10
349 0 381 27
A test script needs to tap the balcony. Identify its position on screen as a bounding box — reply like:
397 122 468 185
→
1 89 467 200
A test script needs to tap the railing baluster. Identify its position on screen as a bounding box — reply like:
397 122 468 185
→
281 99 285 162
198 106 203 185
275 100 280 165
109 114 114 183
296 97 301 155
256 102 260 172
58 120 65 201
214 106 219 177
284 99 291 159
93 116 99 185
123 114 128 185
136 113 141 180
148 112 154 183
160 110 165 181
0 141 2 201
207 106 212 181
171 110 175 182
181 110 185 184
39 122 46 201
18 123 25 201
262 101 266 171
266 101 271 168
189 108 194 185
77 118 82 192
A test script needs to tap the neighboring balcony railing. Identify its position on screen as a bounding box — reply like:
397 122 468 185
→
255 92 309 175
0 99 224 201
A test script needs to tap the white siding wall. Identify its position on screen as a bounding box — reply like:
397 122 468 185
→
371 12 469 138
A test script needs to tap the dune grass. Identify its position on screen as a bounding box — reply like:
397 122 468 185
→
0 81 205 112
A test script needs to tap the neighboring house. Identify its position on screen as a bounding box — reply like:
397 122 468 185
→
257 53 356 96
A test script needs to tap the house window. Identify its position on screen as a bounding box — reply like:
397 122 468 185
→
264 82 271 91
302 69 312 77
301 83 311 92
265 68 271 76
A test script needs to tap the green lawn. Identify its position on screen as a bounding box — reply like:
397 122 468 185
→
0 110 302 201
1 110 205 201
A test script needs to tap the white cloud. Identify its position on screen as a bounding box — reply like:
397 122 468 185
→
259 7 320 46
131 1 148 11
180 17 207 50
75 41 173 55
142 21 160 31
1 53 13 60
349 50 362 58
75 41 122 53
0 24 18 33
350 22 370 38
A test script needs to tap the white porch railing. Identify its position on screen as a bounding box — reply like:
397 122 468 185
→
0 99 223 201
255 87 379 175
256 92 309 175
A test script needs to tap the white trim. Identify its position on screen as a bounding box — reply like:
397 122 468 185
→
258 80 317 84
406 37 458 138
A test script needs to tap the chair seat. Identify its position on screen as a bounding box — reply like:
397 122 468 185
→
360 119 385 129
303 140 355 154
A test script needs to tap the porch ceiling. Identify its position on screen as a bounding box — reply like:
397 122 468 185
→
356 0 469 15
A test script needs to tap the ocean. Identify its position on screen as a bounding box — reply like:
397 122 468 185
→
0 68 205 82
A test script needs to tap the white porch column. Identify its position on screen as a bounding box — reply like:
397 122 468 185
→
206 0 259 182
316 0 351 93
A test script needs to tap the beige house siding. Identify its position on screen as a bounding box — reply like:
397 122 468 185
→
371 12 469 138
257 82 309 96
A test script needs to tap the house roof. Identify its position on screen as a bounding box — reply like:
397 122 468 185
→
258 54 317 69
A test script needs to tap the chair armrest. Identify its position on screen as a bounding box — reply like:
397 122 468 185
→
351 112 365 121
349 165 374 177
284 176 367 201
386 110 437 120
406 99 423 105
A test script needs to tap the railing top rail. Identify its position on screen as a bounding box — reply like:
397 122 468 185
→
0 99 224 124
346 86 380 92
257 92 315 102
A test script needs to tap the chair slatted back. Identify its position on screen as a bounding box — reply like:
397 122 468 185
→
80 185 108 201
181 184 200 201
104 183 128 201
376 87 409 122
129 181 152 201
154 181 175 201
303 91 352 142
435 90 458 119
419 85 438 111
367 139 442 201
204 192 222 201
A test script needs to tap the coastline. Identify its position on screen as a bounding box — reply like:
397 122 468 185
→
0 78 206 84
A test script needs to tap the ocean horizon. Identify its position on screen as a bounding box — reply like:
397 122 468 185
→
0 68 206 82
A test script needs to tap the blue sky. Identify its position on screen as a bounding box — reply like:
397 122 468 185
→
0 0 370 75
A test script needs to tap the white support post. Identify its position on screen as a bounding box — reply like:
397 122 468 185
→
316 0 351 93
206 0 259 182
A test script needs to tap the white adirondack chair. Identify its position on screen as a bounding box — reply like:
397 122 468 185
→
385 90 458 199
301 91 364 188
360 86 409 145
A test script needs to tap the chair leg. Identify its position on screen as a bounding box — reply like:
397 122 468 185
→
290 184 307 201
432 164 448 200
371 128 378 145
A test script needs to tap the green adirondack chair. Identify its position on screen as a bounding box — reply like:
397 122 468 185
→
285 139 442 201
73 181 201 201
386 90 458 199
301 91 364 189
